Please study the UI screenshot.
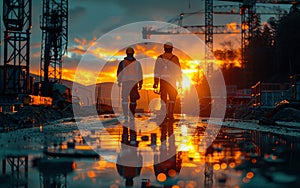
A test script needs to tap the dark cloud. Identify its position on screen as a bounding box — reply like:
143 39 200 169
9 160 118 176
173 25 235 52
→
69 6 87 20
67 0 206 41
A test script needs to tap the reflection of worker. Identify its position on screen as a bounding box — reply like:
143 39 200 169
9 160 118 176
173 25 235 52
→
117 123 143 187
154 120 182 187
117 47 143 121
153 42 182 120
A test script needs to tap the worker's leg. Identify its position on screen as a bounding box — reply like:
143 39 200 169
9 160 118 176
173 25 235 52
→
129 101 137 119
121 83 130 120
129 84 139 119
121 126 129 144
121 102 129 120
167 83 178 120
159 80 168 118
129 128 137 146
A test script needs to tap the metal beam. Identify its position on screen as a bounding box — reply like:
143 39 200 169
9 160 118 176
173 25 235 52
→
205 0 214 77
40 0 68 87
2 0 32 95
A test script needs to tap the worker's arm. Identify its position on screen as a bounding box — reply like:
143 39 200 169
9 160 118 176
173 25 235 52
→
175 56 182 83
153 57 162 88
117 61 124 86
137 61 143 90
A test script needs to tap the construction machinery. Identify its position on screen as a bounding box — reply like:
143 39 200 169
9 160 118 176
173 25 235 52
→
0 0 71 112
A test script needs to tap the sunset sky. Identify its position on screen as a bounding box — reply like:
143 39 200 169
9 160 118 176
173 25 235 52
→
0 0 291 87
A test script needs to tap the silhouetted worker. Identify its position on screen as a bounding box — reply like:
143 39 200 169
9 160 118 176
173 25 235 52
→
117 124 142 187
153 42 182 120
117 47 143 121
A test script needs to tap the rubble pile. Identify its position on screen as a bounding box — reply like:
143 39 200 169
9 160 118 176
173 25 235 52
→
270 107 300 122
11 106 66 126
233 106 272 120
0 113 11 131
234 106 300 122
0 106 73 131
0 104 115 132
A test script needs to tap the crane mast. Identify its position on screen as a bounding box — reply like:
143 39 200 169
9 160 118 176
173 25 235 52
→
40 0 68 96
220 0 300 68
205 0 214 77
1 0 32 95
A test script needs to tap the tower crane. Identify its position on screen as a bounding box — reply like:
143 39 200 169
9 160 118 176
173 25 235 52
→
37 0 73 109
142 0 289 77
0 0 31 176
205 0 214 77
220 0 300 69
0 0 32 111
39 0 68 96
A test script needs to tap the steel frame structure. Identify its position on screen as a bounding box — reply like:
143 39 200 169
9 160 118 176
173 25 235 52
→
2 156 29 188
40 0 68 85
205 0 214 77
2 0 32 95
221 0 300 68
142 1 291 77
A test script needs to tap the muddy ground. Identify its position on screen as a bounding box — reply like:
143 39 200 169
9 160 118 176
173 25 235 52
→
1 103 300 132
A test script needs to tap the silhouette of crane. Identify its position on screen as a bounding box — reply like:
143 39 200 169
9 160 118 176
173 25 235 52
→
40 0 68 96
1 0 32 95
142 0 292 77
0 0 32 112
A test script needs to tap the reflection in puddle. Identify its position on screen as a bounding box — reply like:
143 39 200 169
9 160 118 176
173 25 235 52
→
0 116 300 187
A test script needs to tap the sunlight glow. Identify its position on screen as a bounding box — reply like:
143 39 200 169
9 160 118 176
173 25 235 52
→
181 124 188 136
34 39 240 87
181 77 192 91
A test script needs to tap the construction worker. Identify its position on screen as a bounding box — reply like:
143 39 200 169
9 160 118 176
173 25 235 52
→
117 47 143 121
153 42 182 120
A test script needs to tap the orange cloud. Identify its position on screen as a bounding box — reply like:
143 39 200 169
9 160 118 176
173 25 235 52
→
48 36 241 88
226 22 241 33
69 47 86 55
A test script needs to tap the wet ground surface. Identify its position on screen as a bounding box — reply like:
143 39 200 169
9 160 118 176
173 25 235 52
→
1 114 300 188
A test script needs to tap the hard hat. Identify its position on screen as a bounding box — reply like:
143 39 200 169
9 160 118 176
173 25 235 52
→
164 42 173 49
126 47 134 54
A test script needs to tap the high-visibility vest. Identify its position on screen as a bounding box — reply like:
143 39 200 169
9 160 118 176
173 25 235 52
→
158 55 174 78
155 55 181 85
119 60 141 82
